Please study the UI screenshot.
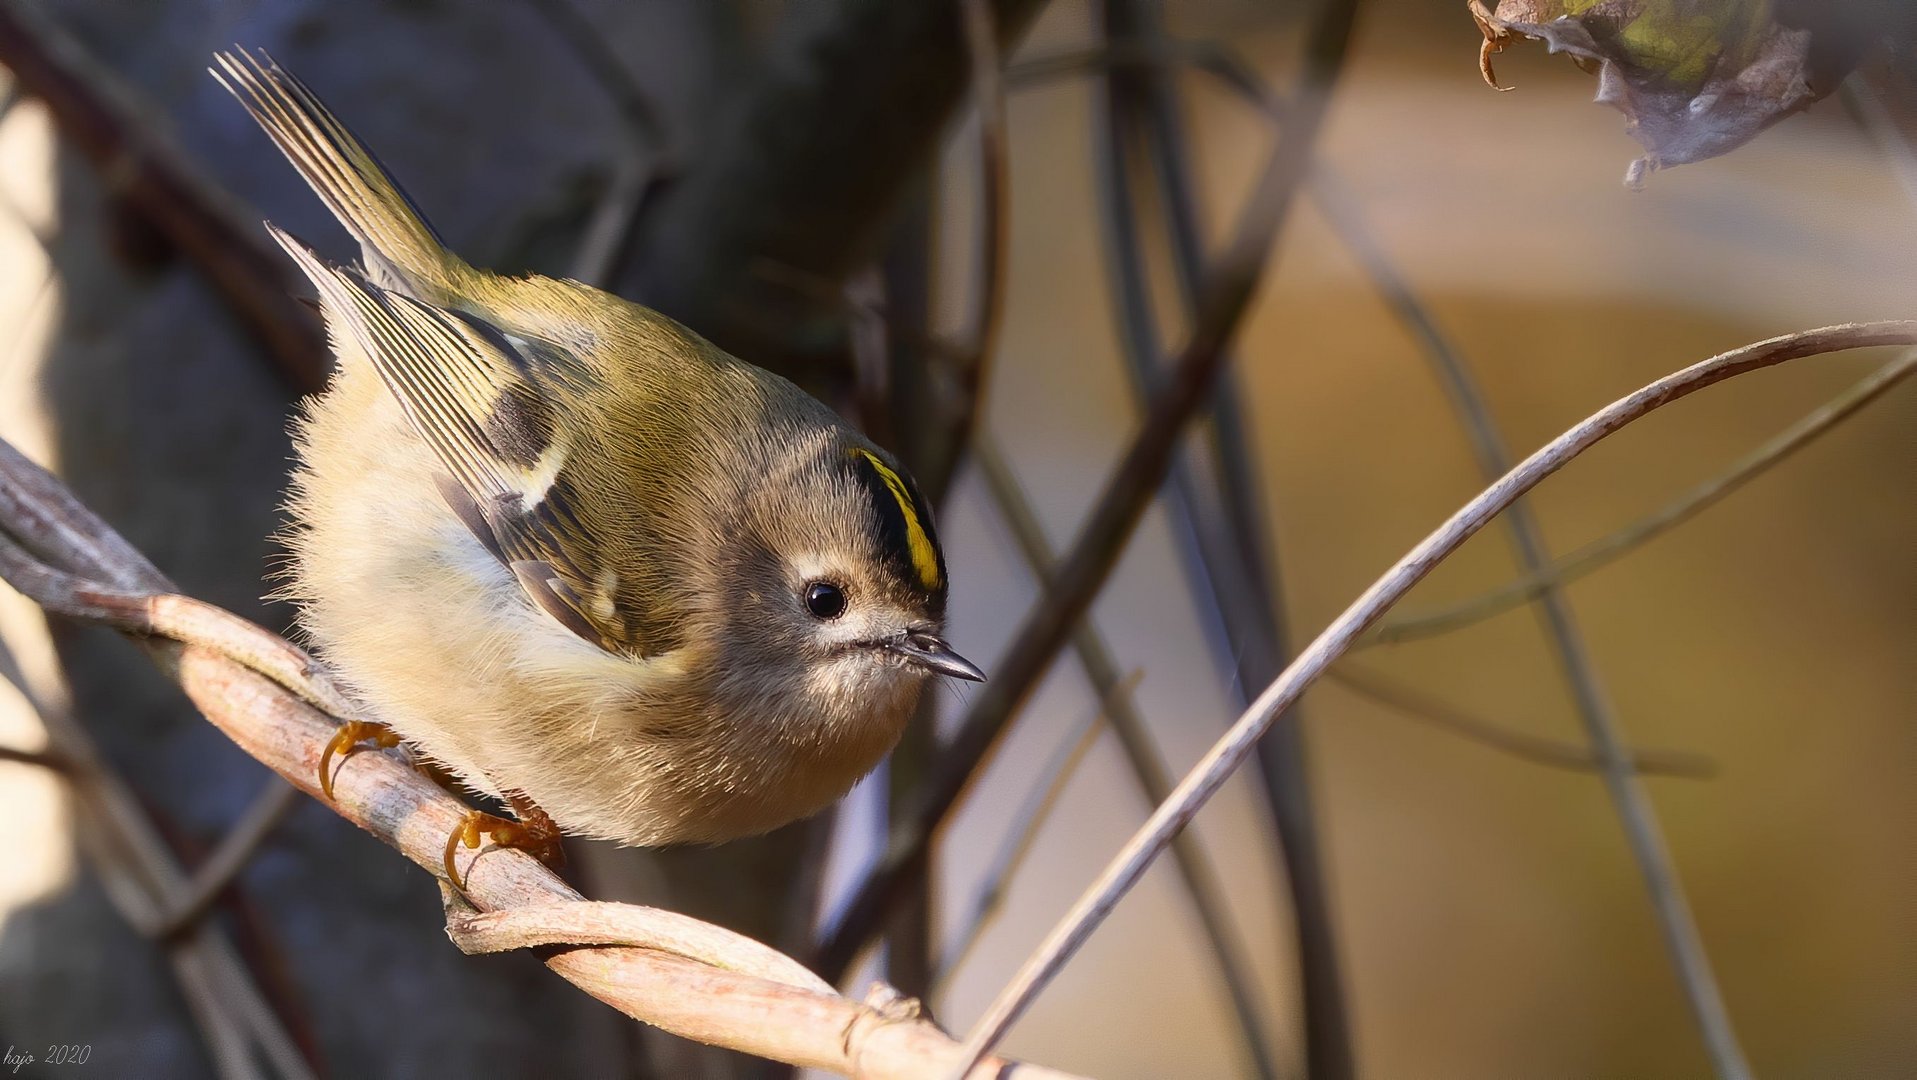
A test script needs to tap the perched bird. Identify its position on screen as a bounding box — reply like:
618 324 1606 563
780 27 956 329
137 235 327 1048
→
212 50 983 886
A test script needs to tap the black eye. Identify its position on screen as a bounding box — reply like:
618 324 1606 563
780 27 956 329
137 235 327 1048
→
804 581 847 620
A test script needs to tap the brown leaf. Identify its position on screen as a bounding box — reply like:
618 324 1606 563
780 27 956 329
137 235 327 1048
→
1470 1 1841 185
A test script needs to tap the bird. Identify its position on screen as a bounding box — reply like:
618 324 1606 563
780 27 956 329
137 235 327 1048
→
211 49 984 888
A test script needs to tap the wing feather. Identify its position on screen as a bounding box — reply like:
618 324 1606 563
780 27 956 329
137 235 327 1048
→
268 225 636 653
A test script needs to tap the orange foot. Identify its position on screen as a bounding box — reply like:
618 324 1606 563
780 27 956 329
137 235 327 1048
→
318 720 403 800
443 791 565 891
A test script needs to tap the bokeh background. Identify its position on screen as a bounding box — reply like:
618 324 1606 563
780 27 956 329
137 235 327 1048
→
0 1 1911 1078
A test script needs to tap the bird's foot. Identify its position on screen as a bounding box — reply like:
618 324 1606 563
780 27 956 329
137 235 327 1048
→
318 719 402 800
443 791 565 891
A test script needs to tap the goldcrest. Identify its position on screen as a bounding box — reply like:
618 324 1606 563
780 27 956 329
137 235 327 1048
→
212 51 983 867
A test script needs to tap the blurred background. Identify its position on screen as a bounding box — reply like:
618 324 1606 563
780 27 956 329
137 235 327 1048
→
0 0 1911 1077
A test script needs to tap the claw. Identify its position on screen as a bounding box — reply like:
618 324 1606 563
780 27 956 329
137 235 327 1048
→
442 793 565 891
318 720 402 800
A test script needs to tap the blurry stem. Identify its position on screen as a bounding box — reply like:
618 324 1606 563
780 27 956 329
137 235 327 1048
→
950 322 1917 1072
1326 665 1718 779
152 780 302 938
879 193 940 999
517 0 668 146
810 0 1359 993
518 0 673 289
0 743 72 770
1841 73 1917 213
618 0 1048 378
931 668 1139 999
570 152 658 288
1316 177 1754 1078
971 433 1279 1078
1364 347 1917 646
1097 2 1347 1078
957 0 1010 395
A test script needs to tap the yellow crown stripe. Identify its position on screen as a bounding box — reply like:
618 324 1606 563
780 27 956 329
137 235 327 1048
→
854 449 941 590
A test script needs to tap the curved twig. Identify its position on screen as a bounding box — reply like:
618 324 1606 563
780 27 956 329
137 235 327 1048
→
949 321 1917 1068
445 899 836 995
1364 347 1917 645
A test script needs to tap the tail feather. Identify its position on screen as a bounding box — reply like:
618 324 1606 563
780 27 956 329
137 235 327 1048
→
213 48 458 297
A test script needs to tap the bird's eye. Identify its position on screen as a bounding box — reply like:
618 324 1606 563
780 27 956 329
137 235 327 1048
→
804 581 847 620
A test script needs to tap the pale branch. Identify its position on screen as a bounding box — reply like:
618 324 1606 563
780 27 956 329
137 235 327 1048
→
0 437 1080 1080
1325 665 1717 779
442 899 835 994
1364 347 1917 646
949 322 1917 1069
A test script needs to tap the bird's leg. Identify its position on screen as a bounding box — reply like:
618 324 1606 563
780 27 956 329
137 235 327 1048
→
317 720 403 800
442 790 565 890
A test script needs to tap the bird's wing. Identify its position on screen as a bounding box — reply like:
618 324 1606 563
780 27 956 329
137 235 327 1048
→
270 225 637 655
213 48 453 298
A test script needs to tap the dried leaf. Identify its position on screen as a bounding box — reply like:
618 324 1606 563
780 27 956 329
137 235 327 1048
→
1470 0 1847 185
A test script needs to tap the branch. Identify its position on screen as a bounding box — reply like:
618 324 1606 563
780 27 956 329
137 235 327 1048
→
949 321 1917 1065
0 439 1079 1080
1364 347 1917 645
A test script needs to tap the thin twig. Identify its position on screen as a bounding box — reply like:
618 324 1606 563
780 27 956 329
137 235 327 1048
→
1096 2 1349 1074
956 0 1010 391
1345 174 1752 1075
812 5 1341 972
570 152 659 288
1326 665 1718 778
949 322 1917 1068
0 438 1079 1080
1365 347 1917 645
516 0 668 146
970 432 1280 1074
152 780 302 938
515 0 672 289
932 668 1141 997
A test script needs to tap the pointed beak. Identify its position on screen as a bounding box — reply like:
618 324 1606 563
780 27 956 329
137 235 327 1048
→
888 631 987 682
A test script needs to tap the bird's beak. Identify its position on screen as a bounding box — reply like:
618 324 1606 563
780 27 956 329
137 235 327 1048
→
888 631 986 682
